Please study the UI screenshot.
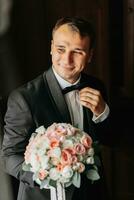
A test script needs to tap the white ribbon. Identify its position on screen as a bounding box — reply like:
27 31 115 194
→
50 182 66 200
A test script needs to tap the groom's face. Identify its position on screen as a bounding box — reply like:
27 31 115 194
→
51 24 93 84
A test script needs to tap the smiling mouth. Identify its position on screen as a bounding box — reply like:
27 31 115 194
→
60 64 75 70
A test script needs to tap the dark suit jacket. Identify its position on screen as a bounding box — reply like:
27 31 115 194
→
2 67 109 200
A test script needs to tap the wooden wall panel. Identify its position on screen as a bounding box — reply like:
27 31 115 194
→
123 0 134 97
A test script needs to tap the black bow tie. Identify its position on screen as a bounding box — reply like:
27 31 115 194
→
62 81 89 94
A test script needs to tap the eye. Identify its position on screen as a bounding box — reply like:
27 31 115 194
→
73 50 84 55
57 48 65 54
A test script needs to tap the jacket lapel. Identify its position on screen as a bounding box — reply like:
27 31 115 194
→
44 67 71 123
44 68 97 141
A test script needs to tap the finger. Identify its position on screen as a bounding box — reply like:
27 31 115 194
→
80 99 93 110
79 87 100 96
80 95 97 107
80 100 97 114
79 90 99 102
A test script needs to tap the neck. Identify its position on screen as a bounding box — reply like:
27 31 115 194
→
52 67 81 85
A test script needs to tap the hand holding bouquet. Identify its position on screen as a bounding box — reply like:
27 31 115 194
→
22 123 100 200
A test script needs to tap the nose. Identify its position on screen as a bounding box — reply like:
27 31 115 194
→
63 52 73 65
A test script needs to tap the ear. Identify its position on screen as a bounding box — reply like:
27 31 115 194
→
88 48 94 63
50 40 54 55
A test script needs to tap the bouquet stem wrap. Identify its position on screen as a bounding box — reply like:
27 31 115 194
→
52 182 65 200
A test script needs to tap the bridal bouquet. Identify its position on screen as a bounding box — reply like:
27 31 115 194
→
22 123 100 200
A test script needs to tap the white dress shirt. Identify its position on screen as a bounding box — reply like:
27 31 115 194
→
52 68 110 130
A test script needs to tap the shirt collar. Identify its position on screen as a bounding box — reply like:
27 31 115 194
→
52 67 81 90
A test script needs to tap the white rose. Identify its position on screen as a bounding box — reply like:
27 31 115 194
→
41 137 50 149
87 148 94 156
62 139 73 148
61 166 73 179
35 126 46 134
72 165 79 171
86 157 94 164
40 155 50 169
49 147 61 158
30 154 40 172
49 168 60 181
77 155 84 162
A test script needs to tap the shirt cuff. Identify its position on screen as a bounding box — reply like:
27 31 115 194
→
92 103 110 123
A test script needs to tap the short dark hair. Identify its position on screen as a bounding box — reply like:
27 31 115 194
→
52 17 96 49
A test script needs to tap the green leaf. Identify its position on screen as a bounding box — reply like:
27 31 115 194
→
40 179 50 189
86 169 100 181
49 180 56 188
22 162 31 171
65 181 72 188
33 173 41 186
72 172 81 188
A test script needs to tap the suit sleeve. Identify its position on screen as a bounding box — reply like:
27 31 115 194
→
89 78 111 145
2 90 36 187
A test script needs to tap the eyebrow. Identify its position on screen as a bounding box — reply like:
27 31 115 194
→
55 45 86 52
55 45 65 48
73 48 86 51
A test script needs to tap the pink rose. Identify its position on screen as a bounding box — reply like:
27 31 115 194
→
50 138 60 148
74 143 86 155
24 140 34 163
56 126 67 136
51 157 60 166
71 155 78 164
68 127 78 136
77 162 85 173
38 169 48 180
81 135 92 148
65 148 76 155
56 163 64 171
61 149 72 165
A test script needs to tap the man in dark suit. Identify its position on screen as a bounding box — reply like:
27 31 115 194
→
2 17 110 200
